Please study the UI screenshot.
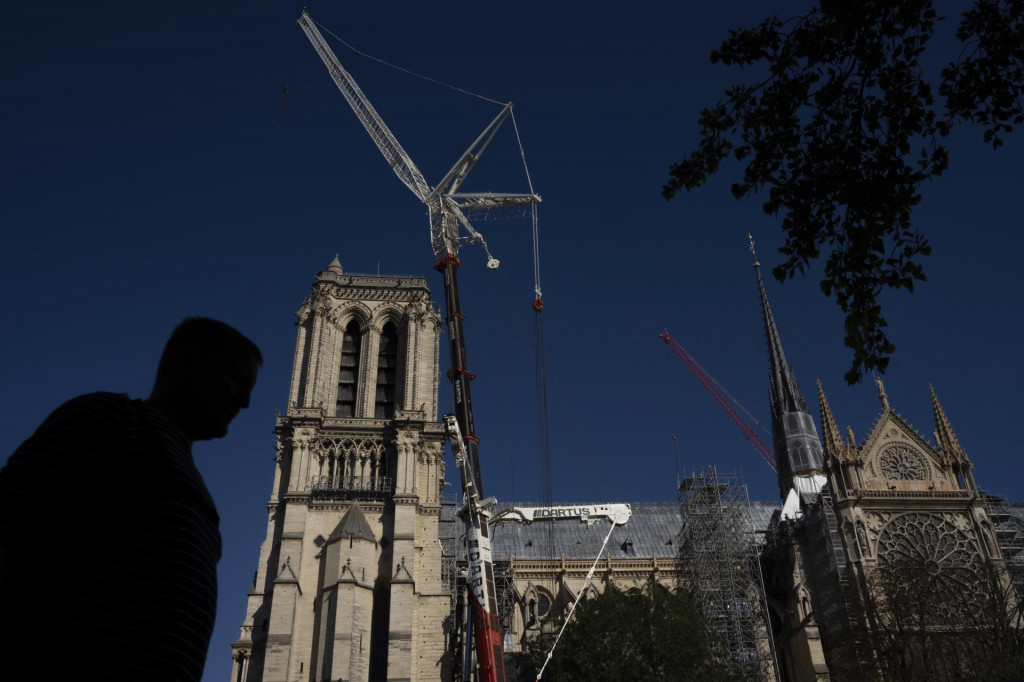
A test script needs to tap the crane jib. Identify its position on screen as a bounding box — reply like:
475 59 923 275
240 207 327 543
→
296 13 543 682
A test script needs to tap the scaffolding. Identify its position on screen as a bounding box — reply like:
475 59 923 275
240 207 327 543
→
981 493 1024 600
678 466 776 681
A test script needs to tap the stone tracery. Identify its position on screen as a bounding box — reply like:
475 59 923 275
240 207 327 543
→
877 442 930 480
313 436 388 491
875 512 985 617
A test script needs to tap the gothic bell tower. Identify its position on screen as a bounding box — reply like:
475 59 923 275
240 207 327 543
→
230 256 452 682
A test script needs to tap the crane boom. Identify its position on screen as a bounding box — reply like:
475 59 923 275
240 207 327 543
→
659 332 777 472
297 10 538 263
297 12 432 202
296 13 543 682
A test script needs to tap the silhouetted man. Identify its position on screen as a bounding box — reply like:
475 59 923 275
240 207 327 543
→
0 317 261 681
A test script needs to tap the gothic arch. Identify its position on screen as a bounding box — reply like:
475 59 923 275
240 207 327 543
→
334 302 372 332
796 586 811 620
370 303 408 332
369 306 409 418
522 583 553 627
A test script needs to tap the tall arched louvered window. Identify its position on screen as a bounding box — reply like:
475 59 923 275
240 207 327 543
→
336 320 361 417
375 322 398 419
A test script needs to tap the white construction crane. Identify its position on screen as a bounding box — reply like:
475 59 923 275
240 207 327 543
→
297 12 541 682
297 11 540 267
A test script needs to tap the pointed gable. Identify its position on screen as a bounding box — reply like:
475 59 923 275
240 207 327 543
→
817 379 846 463
328 502 377 544
273 557 301 592
857 408 957 491
392 557 415 585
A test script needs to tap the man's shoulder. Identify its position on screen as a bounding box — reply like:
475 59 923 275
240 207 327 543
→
24 392 141 449
45 392 137 423
57 391 134 410
1 394 140 496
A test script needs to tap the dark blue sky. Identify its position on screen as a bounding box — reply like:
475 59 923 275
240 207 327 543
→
2 2 1021 680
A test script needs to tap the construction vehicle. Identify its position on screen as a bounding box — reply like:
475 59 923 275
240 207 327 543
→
297 12 540 682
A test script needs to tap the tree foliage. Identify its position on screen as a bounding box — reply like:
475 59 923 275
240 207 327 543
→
521 580 726 682
664 0 1024 383
864 558 1024 681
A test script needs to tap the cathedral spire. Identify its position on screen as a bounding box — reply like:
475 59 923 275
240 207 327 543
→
930 384 965 460
817 379 843 458
750 235 808 418
749 235 825 497
326 254 344 274
875 376 891 412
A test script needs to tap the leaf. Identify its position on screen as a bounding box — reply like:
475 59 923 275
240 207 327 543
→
663 0 1024 383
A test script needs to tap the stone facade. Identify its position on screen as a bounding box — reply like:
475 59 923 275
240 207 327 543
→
231 257 451 682
437 500 779 680
751 240 1017 681
766 381 1016 682
232 255 1021 682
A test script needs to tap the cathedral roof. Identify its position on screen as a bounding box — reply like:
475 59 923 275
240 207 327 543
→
440 501 779 561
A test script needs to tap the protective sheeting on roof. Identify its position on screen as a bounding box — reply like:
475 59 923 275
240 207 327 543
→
440 501 781 561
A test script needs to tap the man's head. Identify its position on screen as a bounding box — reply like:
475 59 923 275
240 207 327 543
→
149 317 262 441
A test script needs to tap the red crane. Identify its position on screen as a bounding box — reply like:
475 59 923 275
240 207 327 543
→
659 332 776 472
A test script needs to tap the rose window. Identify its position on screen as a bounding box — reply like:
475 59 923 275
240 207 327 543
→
876 513 984 617
878 443 929 480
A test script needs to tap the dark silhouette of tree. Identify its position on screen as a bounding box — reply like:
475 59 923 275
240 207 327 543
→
664 0 1024 384
521 580 727 682
862 557 1024 681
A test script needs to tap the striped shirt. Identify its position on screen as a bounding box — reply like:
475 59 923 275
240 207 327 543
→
0 392 222 681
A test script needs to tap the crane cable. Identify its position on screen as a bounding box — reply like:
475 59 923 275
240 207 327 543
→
534 287 554 555
488 272 611 500
511 108 554 552
311 18 542 297
309 20 621 614
509 110 541 302
311 18 506 106
310 17 622 505
534 518 619 681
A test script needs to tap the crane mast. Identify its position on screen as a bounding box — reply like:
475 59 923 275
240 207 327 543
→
297 12 540 682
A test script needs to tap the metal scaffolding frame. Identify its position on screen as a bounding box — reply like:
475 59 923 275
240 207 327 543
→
981 493 1024 600
678 466 776 681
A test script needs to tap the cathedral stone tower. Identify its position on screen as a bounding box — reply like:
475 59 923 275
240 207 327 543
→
231 257 451 682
